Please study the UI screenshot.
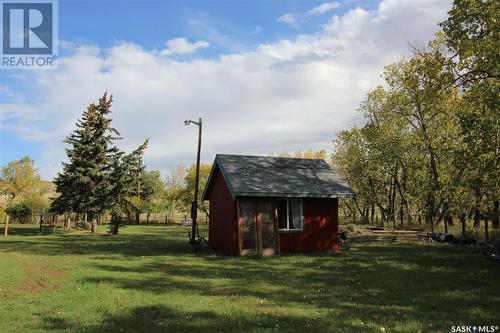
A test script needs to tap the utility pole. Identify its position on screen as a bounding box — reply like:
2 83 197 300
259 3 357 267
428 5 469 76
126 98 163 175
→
184 117 202 243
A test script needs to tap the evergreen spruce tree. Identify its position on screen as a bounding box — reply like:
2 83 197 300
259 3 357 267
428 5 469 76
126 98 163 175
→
52 93 121 233
120 139 149 225
107 140 148 233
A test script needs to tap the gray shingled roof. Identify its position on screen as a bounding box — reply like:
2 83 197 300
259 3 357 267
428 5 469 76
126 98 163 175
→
202 154 355 200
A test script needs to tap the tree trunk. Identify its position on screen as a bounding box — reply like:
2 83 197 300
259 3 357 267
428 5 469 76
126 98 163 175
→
419 115 440 225
135 212 140 225
390 177 396 226
485 217 489 242
146 212 150 224
370 204 375 224
400 203 404 227
112 224 118 235
90 219 97 234
493 200 499 229
459 213 466 239
446 213 454 226
473 188 481 227
392 181 396 228
473 209 481 228
444 215 448 234
3 215 9 237
64 216 70 231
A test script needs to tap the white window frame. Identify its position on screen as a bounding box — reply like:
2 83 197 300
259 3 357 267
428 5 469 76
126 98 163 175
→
278 199 304 231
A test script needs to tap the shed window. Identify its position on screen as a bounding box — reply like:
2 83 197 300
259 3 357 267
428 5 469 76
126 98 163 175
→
277 199 303 231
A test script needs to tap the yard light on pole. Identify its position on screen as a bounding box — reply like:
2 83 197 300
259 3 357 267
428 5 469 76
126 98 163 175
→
184 118 202 244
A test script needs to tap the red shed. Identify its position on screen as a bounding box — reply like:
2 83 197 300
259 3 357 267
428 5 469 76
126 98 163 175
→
202 154 355 256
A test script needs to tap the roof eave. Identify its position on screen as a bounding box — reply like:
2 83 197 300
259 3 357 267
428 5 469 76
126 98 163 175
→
201 155 237 201
233 192 356 199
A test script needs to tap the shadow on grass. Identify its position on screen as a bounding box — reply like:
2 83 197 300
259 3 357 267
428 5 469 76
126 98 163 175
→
41 304 330 333
77 243 500 331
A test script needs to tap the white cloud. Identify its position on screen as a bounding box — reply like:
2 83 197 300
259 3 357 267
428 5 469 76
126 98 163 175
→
160 37 209 56
279 1 340 28
308 2 340 15
0 0 451 179
277 13 299 28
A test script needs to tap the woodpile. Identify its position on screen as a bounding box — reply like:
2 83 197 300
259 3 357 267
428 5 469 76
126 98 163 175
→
350 235 398 243
341 225 424 244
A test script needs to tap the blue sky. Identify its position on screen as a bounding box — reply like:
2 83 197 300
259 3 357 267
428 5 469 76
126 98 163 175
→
57 1 377 52
0 0 451 178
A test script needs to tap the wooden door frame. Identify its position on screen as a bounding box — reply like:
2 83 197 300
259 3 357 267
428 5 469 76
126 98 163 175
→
273 203 281 256
237 198 280 256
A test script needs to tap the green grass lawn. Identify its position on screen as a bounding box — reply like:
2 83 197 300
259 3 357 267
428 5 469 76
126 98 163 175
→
1 224 499 333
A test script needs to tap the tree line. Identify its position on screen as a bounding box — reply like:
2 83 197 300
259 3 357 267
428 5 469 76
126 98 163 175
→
0 94 213 235
332 0 499 239
0 157 53 223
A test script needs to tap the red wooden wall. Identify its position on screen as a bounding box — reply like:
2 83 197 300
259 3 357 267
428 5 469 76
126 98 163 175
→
207 170 339 255
206 169 239 255
278 198 339 253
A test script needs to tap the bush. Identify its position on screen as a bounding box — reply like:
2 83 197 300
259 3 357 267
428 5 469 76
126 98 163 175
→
5 203 32 223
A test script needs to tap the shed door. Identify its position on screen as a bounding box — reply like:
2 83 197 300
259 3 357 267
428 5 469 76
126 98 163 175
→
239 201 258 256
238 200 279 256
258 201 278 256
